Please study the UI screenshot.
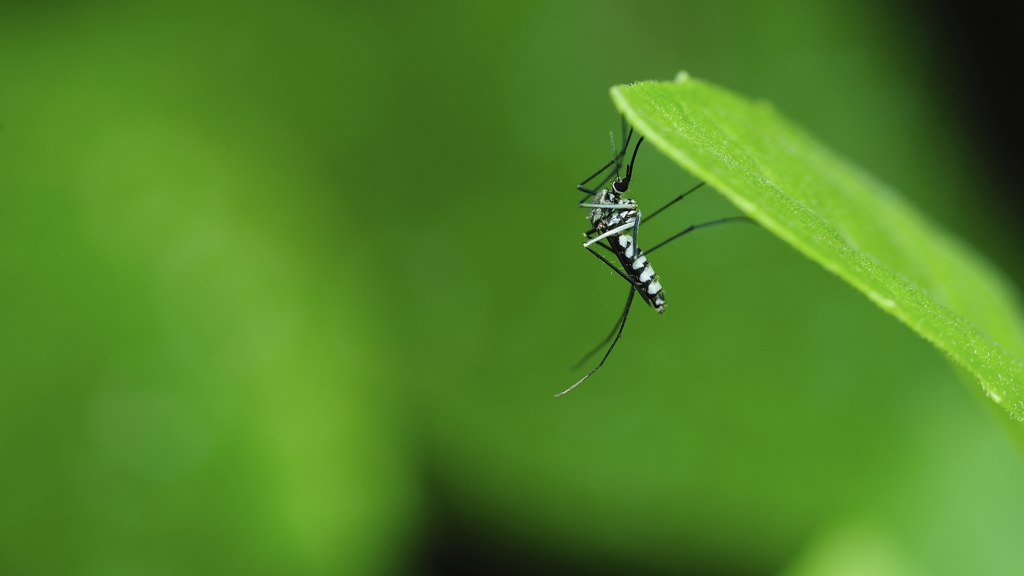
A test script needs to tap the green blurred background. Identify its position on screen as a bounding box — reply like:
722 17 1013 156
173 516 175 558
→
3 1 1023 574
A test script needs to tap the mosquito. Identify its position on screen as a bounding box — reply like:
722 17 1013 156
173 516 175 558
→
557 120 752 397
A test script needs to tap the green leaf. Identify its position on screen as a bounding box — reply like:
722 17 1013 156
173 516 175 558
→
612 73 1024 424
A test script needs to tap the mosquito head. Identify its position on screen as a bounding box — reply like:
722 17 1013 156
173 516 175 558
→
611 136 643 195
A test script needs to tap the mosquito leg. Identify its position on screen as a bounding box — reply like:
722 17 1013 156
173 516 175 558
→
642 182 706 226
581 228 615 254
571 285 635 370
578 202 635 210
630 212 641 254
583 220 637 248
619 114 628 156
584 246 641 289
577 127 633 195
578 169 617 197
621 137 644 187
645 217 755 255
556 287 637 397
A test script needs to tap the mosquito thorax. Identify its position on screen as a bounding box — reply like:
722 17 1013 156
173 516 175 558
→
588 189 614 224
588 186 636 228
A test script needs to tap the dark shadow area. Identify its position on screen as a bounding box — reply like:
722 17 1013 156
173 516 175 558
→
914 1 1024 219
413 465 773 576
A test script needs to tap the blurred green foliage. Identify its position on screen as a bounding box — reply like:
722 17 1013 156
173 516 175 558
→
1 1 1023 575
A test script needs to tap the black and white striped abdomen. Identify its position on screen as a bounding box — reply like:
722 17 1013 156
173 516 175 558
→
615 234 666 313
